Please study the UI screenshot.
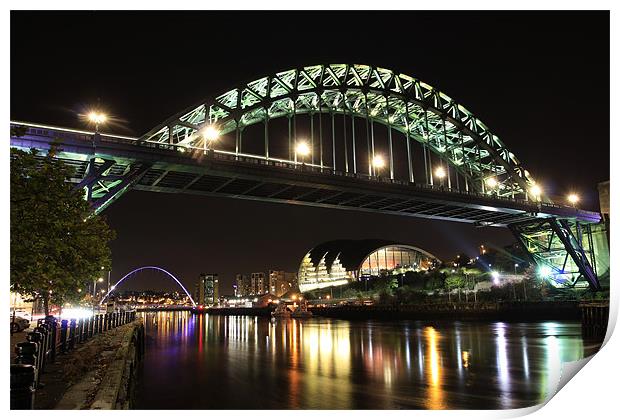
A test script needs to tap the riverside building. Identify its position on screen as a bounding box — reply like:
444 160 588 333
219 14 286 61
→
298 239 439 292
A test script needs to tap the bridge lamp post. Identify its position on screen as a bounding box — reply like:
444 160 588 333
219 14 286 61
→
485 177 498 195
530 184 543 202
201 125 220 151
87 112 107 154
567 193 580 207
295 141 310 166
372 155 385 177
434 167 446 187
88 112 107 133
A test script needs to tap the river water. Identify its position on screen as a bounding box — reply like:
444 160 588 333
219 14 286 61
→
134 311 601 410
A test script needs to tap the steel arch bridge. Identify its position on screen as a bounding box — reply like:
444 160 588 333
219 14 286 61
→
99 266 195 306
9 63 608 291
142 64 534 200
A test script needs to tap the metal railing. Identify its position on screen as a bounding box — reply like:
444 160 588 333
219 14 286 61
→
9 121 601 222
10 310 137 410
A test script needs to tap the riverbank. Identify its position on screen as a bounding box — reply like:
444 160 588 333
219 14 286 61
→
200 300 584 322
310 301 582 321
206 306 272 316
33 320 144 409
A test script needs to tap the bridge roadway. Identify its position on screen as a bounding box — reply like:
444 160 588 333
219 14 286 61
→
10 121 600 228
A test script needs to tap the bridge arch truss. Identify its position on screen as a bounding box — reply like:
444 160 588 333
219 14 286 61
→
141 64 539 201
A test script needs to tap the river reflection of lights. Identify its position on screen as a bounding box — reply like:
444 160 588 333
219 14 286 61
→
417 336 424 379
424 326 445 409
521 336 529 378
456 330 463 375
496 323 511 406
299 321 352 407
543 334 561 401
405 339 411 370
138 313 592 409
462 351 470 368
198 314 203 353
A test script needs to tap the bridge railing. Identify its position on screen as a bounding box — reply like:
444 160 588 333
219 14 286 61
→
10 310 137 409
10 122 600 221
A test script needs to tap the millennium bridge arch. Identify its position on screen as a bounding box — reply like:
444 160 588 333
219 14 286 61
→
99 266 196 306
9 63 608 291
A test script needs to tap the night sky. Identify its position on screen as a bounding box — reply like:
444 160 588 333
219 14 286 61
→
10 11 609 294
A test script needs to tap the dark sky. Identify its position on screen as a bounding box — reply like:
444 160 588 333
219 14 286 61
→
11 11 609 294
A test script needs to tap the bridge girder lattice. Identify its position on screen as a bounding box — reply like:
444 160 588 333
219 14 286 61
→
141 64 538 201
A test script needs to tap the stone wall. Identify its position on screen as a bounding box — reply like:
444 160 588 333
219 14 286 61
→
51 320 144 409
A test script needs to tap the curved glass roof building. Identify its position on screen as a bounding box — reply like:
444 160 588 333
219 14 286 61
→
298 239 440 292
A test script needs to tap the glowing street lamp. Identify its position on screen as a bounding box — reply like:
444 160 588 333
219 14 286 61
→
88 111 107 133
295 141 310 164
530 184 542 201
485 177 498 189
434 166 446 179
567 193 579 206
372 155 385 176
92 276 105 299
202 125 220 143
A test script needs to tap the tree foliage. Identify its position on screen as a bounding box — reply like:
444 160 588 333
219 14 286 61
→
11 146 115 314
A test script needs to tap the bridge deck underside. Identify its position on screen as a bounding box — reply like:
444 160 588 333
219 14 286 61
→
129 164 540 226
12 131 599 227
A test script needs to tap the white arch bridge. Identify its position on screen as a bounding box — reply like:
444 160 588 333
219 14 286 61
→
99 266 195 307
9 63 608 291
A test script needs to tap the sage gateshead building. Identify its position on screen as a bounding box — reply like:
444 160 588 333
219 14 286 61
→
298 239 440 292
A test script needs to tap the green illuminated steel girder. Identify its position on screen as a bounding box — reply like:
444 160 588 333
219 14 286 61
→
140 64 539 201
76 157 152 215
509 219 603 291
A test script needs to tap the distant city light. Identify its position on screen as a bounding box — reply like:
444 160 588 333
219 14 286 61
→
202 125 220 142
372 155 386 168
296 142 310 157
491 271 500 285
61 307 93 319
567 193 579 205
434 166 446 179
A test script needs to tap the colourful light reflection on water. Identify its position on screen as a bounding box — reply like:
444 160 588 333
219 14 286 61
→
135 312 600 410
